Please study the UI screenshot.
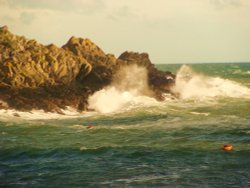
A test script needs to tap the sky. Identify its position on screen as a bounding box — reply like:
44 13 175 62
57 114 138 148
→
0 0 250 64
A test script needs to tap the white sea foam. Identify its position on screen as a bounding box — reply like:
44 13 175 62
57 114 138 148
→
0 107 88 121
172 65 250 99
88 64 250 113
1 64 249 119
233 69 250 75
190 111 210 116
88 86 158 113
88 65 158 113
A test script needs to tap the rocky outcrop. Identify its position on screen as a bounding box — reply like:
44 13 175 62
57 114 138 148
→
118 52 175 100
0 26 92 88
0 25 175 112
62 36 116 91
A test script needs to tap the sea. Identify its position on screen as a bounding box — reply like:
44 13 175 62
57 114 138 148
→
0 63 249 187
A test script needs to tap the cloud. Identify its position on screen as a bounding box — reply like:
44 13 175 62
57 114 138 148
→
210 0 242 9
1 0 249 63
19 12 36 24
2 0 106 14
107 6 137 21
1 15 15 23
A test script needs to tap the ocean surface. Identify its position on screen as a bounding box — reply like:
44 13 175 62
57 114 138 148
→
0 63 250 187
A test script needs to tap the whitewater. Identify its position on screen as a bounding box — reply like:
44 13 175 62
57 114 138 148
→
1 63 249 118
0 63 250 187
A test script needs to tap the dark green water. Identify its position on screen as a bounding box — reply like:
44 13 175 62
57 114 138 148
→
0 63 250 187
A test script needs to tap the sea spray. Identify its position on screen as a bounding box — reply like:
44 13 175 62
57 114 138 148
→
88 65 157 113
112 64 152 96
172 65 250 99
1 63 249 187
88 64 250 113
2 64 249 118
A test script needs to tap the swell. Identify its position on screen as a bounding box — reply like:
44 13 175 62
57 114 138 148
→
1 146 249 186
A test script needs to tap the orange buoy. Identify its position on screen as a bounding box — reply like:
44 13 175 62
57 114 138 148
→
222 144 233 151
86 125 94 129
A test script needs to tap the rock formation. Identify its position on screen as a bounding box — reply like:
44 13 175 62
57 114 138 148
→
0 25 175 112
0 26 92 88
117 52 175 100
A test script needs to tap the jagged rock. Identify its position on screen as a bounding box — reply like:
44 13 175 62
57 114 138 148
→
0 25 175 112
63 37 105 57
118 51 175 100
63 36 117 72
118 51 152 68
0 26 92 88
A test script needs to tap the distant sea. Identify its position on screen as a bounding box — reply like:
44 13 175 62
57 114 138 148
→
1 63 249 187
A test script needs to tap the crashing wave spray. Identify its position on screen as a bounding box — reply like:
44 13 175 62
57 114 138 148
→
88 65 157 113
172 65 250 99
112 64 153 96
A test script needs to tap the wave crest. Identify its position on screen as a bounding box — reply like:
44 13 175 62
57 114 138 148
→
88 65 158 113
172 65 250 99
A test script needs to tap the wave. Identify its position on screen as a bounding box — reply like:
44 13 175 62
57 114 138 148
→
88 65 159 114
190 112 210 116
1 65 249 119
232 69 250 75
88 65 250 114
0 107 89 121
88 86 159 114
172 65 250 100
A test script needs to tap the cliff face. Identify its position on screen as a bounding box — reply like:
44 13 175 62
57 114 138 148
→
0 26 175 112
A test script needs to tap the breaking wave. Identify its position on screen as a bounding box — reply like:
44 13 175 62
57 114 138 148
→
88 86 158 113
89 64 250 114
1 64 249 118
172 65 250 99
88 65 158 113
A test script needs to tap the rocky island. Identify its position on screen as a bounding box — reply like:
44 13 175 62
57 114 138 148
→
0 26 175 113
